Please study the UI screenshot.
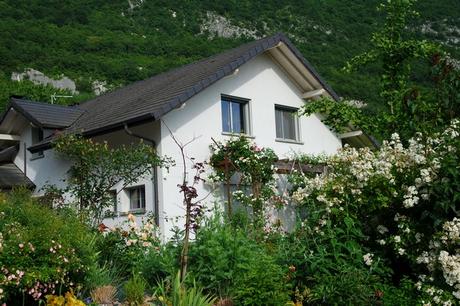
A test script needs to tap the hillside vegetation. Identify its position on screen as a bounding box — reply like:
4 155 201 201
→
0 0 459 111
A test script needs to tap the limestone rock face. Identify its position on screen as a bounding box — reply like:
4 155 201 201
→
11 69 77 94
200 11 260 40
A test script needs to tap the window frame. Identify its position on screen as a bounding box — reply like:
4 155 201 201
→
31 127 44 160
274 105 301 143
127 185 146 212
221 94 251 136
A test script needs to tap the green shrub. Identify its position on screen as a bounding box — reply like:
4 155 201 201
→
188 214 290 305
378 278 419 306
0 189 96 304
306 267 379 305
140 242 179 287
155 271 216 306
124 274 146 305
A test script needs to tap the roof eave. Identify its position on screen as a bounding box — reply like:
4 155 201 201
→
28 113 157 153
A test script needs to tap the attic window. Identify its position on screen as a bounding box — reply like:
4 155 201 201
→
31 127 44 159
221 95 250 134
275 106 300 142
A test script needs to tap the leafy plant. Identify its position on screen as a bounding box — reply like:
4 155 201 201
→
54 134 172 225
155 271 216 306
188 213 290 304
124 274 147 306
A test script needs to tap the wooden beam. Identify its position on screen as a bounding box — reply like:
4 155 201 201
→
302 88 326 99
0 134 20 141
339 130 363 139
274 160 326 174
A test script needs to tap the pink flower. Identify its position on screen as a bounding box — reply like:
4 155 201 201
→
18 243 24 249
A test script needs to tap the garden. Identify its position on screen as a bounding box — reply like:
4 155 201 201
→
1 0 460 305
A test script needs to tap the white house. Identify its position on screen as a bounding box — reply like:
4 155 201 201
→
0 33 374 237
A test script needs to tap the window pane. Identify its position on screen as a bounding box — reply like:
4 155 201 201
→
275 109 283 138
231 102 243 133
129 186 145 210
282 110 296 140
130 189 139 209
140 188 145 208
221 96 248 134
221 100 231 132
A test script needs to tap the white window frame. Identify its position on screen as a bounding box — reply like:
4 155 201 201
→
127 185 146 212
31 127 44 160
274 105 301 143
221 94 252 136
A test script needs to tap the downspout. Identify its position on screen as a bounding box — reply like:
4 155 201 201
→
23 142 27 177
123 124 160 226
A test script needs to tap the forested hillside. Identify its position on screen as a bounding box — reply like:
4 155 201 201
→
0 0 459 111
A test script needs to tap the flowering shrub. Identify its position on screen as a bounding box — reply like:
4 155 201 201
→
291 120 460 304
209 137 280 225
46 291 85 306
0 190 96 304
96 213 161 276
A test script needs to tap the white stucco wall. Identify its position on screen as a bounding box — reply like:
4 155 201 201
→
158 53 342 237
93 121 162 228
14 127 71 193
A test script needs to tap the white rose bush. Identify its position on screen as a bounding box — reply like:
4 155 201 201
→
292 120 460 304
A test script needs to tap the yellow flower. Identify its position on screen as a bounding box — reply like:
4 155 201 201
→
127 213 136 222
64 291 85 306
45 295 65 306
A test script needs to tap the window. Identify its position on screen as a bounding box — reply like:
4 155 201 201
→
275 106 299 141
221 95 249 134
31 127 44 158
128 186 146 211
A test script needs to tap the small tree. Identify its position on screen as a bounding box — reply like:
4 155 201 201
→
344 0 438 139
54 134 172 226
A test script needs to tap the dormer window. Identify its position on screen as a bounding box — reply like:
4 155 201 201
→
31 127 44 159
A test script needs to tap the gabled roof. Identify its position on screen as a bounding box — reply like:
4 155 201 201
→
28 33 341 152
0 98 85 129
69 32 339 136
0 145 19 164
0 163 35 190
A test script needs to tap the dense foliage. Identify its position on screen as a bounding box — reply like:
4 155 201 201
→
0 190 96 304
0 1 459 305
0 0 459 113
188 213 290 305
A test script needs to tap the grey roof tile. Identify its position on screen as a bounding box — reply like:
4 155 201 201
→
0 163 35 190
5 98 85 129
